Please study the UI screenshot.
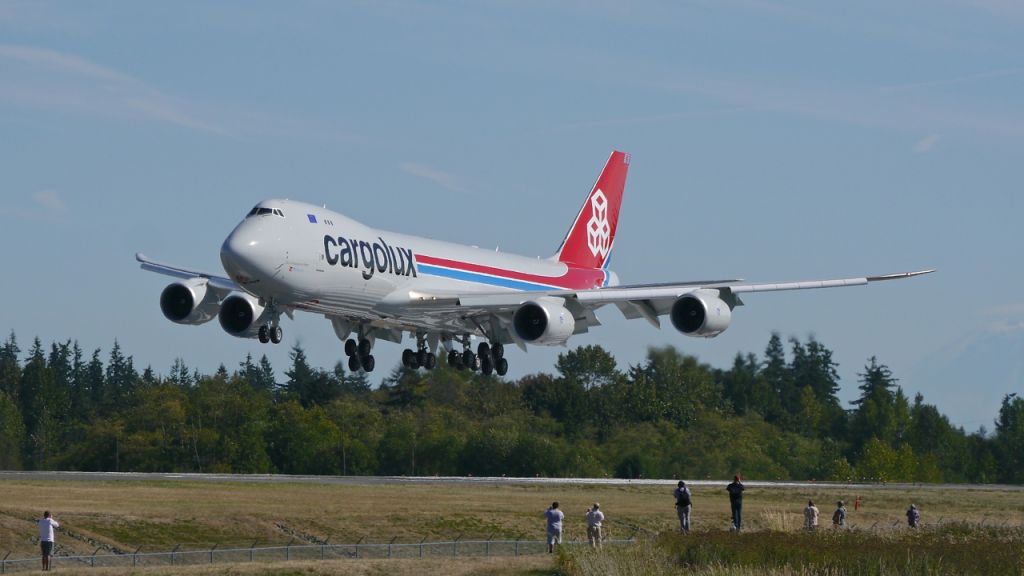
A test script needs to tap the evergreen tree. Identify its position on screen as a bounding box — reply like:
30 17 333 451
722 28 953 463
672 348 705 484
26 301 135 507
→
0 332 21 403
762 333 794 426
994 393 1024 483
0 391 25 469
105 341 138 406
284 344 339 407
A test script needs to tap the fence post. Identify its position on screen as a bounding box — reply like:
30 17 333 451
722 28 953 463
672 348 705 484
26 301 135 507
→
286 538 294 561
170 544 180 566
486 532 495 556
2 550 10 574
322 536 330 561
250 540 258 562
132 546 142 567
388 536 398 559
355 536 365 559
209 543 218 564
453 533 463 557
515 539 519 557
92 547 101 568
419 536 427 558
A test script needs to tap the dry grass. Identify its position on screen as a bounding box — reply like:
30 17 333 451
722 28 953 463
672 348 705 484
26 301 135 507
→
0 478 1020 563
41 555 555 576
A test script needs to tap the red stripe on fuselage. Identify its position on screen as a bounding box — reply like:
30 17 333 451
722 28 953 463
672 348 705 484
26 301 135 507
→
416 254 605 290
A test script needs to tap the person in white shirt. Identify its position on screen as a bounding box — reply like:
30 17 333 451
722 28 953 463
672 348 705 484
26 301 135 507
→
803 500 819 531
585 503 605 549
39 511 59 571
544 501 564 553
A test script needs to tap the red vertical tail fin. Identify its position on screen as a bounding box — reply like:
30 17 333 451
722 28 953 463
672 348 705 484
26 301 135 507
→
555 150 629 270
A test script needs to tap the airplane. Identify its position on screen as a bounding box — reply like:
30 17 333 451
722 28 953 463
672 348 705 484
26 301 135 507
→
137 151 933 375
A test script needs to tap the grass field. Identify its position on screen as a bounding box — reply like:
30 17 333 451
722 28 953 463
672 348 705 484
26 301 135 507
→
0 478 1021 574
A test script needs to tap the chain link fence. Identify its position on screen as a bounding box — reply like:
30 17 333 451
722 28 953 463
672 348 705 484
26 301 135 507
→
0 537 636 573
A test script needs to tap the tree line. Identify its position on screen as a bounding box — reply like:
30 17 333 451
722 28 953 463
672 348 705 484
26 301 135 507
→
0 330 1021 483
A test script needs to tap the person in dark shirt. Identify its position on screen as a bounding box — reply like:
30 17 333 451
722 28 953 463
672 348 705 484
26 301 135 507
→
673 480 692 532
726 475 745 531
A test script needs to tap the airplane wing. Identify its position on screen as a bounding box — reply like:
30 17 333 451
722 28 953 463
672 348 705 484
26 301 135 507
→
136 253 240 295
378 269 935 343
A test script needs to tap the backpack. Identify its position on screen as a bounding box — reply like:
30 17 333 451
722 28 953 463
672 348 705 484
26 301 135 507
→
677 489 691 507
832 509 843 524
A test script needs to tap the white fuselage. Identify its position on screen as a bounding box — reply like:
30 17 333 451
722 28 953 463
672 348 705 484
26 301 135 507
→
219 199 616 333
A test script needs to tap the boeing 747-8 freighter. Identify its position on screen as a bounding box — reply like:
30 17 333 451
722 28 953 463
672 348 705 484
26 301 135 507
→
138 151 932 375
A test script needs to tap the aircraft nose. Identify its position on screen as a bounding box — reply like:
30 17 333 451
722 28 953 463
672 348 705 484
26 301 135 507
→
221 224 275 283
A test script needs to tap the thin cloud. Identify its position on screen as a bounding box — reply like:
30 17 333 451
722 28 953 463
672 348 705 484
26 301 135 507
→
880 67 1024 93
914 134 941 154
32 189 66 212
400 162 472 195
0 44 225 135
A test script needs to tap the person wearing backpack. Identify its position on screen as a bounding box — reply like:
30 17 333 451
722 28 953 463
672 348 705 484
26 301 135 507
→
832 500 847 529
673 480 693 533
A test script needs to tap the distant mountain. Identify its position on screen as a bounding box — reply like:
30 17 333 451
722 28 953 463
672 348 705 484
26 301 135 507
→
910 323 1024 432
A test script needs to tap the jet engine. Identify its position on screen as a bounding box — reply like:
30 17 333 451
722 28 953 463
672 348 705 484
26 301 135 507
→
513 298 575 346
159 278 220 325
670 290 732 337
218 292 272 338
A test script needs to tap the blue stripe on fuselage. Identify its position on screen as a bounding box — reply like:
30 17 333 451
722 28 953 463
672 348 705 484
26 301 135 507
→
418 264 560 291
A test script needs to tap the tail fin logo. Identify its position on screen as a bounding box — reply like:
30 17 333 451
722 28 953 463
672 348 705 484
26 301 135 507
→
587 189 611 258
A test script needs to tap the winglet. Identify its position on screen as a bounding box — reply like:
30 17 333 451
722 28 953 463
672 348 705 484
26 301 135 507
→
866 269 936 282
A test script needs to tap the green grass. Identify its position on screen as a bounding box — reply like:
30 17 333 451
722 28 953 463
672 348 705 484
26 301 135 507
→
559 525 1024 576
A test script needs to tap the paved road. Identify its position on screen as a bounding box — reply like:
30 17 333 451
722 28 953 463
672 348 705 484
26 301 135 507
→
0 470 1019 491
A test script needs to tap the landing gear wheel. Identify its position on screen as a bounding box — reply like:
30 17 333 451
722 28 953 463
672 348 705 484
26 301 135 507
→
402 349 416 369
348 354 361 372
462 350 476 371
448 350 460 368
492 342 504 359
362 354 375 372
481 355 493 375
425 353 436 370
416 350 427 368
358 339 372 358
345 339 357 357
270 325 283 344
477 342 490 359
496 358 508 376
258 325 270 344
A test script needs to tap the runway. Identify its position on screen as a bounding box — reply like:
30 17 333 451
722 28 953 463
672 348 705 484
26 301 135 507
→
0 471 1019 491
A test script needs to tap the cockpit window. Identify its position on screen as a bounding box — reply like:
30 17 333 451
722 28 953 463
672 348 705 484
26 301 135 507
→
247 206 285 218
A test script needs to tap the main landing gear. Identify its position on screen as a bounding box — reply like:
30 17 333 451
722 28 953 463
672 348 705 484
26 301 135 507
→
257 323 283 345
344 338 375 373
447 338 508 376
401 334 436 370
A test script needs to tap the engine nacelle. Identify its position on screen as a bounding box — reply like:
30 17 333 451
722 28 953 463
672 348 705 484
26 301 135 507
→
218 292 271 338
159 278 220 325
512 298 576 346
670 290 732 338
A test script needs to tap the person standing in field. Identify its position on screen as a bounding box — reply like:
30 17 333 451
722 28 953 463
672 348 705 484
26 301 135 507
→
674 481 693 533
39 511 59 571
726 475 745 531
832 500 847 528
803 500 819 531
906 504 920 528
545 501 564 553
585 503 604 549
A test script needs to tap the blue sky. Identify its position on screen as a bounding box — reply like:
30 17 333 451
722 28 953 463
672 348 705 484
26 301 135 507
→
1 1 1021 430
